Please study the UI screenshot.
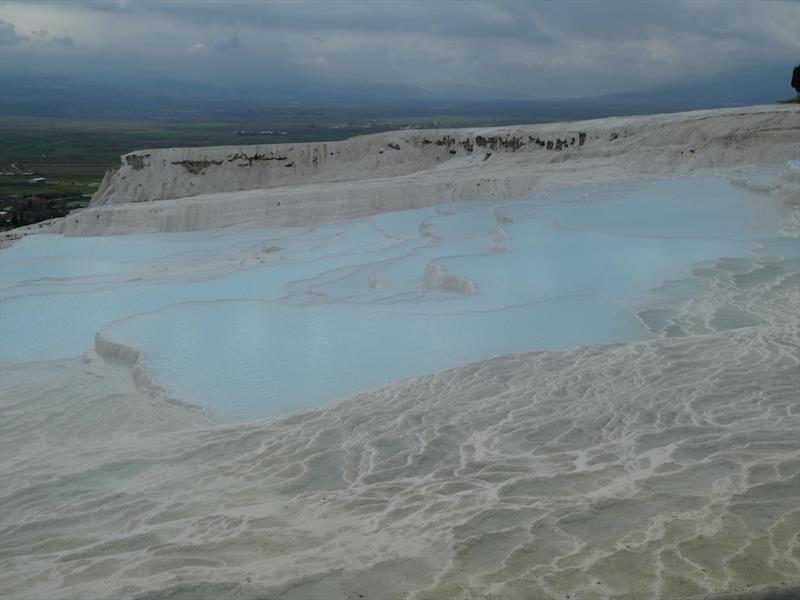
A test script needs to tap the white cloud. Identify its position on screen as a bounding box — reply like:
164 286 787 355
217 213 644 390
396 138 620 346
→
288 55 328 67
52 35 74 46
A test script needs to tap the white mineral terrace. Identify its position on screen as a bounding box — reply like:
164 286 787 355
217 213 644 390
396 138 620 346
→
2 104 797 242
0 105 798 600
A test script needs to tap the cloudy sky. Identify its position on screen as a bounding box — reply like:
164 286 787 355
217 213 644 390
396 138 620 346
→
0 0 798 98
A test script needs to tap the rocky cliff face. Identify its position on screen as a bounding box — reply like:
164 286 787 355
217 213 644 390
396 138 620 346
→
90 130 589 208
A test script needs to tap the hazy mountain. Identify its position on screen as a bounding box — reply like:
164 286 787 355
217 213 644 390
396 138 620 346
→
0 63 794 120
583 63 794 110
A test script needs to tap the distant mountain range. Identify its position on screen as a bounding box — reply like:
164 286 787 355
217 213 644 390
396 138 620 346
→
0 63 794 120
584 63 795 109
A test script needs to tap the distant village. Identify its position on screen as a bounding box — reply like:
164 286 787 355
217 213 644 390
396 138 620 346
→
236 129 289 137
0 169 90 231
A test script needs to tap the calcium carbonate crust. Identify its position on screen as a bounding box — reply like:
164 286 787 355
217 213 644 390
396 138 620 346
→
1 104 798 600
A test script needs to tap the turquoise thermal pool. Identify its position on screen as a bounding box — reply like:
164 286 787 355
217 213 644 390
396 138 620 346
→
0 176 792 420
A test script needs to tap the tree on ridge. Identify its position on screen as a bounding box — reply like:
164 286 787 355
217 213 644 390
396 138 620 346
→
792 65 800 97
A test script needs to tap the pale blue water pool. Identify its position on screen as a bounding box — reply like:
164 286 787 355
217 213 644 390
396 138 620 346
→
0 176 792 420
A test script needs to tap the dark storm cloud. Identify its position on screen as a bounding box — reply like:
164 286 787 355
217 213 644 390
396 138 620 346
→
0 0 797 97
103 0 554 41
0 18 27 46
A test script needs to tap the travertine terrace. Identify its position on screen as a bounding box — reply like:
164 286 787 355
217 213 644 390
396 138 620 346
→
16 104 795 238
1 105 798 600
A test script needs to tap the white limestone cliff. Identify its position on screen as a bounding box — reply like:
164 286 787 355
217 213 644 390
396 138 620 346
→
5 104 798 242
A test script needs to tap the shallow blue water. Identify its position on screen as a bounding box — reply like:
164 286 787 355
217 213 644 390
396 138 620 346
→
0 176 790 420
